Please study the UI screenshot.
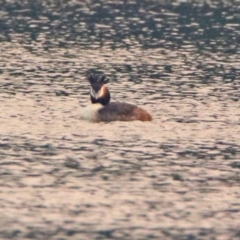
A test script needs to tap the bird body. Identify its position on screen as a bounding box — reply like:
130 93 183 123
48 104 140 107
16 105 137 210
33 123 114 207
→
80 74 152 123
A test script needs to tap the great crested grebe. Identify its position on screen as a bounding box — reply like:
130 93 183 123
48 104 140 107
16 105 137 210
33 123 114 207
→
80 74 152 122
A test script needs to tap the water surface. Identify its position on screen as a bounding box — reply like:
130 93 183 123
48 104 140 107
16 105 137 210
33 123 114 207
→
0 0 240 239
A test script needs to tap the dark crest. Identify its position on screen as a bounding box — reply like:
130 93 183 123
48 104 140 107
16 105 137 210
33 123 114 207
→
87 73 111 106
87 74 109 85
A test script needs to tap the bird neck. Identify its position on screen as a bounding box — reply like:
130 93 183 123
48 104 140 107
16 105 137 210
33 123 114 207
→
90 86 110 106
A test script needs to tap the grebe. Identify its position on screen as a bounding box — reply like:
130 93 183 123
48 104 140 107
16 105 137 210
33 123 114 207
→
80 74 152 122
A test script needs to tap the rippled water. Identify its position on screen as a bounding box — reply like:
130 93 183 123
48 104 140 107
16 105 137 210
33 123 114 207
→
1 0 240 239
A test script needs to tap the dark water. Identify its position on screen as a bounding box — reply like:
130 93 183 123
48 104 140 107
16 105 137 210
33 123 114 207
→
1 0 240 239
